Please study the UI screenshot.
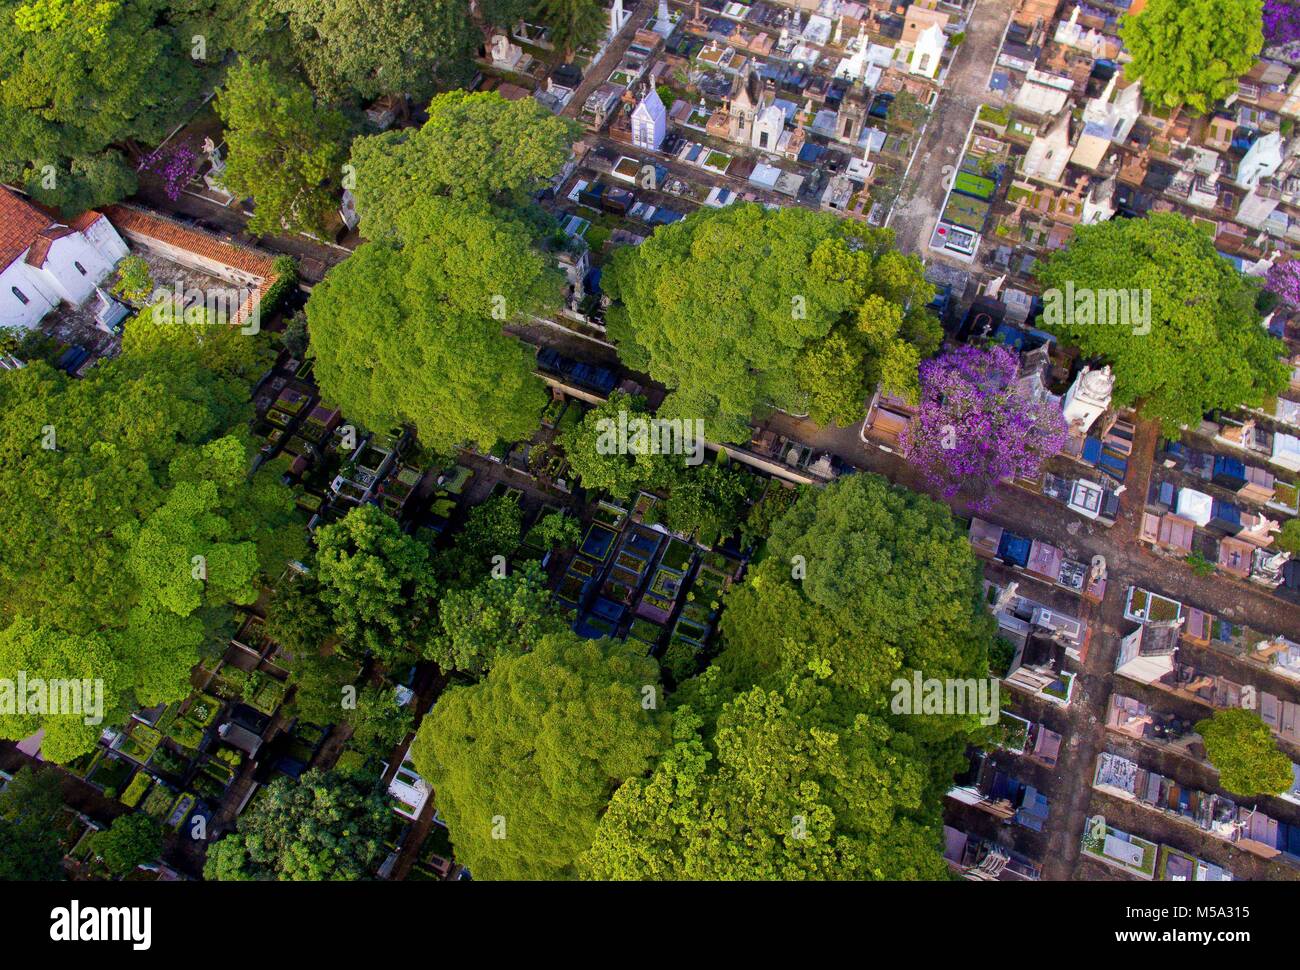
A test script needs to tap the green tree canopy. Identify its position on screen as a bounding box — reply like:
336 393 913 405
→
0 320 301 761
584 474 994 880
1196 708 1295 796
264 570 333 658
215 59 349 238
559 390 681 500
272 0 476 102
604 204 939 443
91 814 163 876
305 199 557 453
0 766 65 826
525 510 582 551
1121 0 1263 113
165 0 286 65
1034 213 1289 433
343 685 413 756
716 473 995 704
0 0 202 210
532 0 606 61
349 90 578 240
313 504 438 665
582 673 953 880
428 562 569 676
664 459 750 546
410 631 669 879
204 769 392 880
0 817 64 880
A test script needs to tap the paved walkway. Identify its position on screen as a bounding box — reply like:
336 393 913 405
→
562 1 654 120
888 0 1014 258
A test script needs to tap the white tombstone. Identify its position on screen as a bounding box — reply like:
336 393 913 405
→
1062 365 1114 434
491 33 523 69
610 0 629 39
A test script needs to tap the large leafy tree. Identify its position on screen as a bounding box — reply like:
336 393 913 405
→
585 474 995 880
215 59 348 238
533 0 606 61
717 473 994 700
410 631 668 879
664 460 750 546
0 0 202 210
349 90 578 241
306 199 557 452
0 765 67 879
582 673 952 880
559 390 681 500
273 0 477 102
1121 0 1263 113
1035 213 1289 433
343 685 413 757
286 648 358 724
0 766 65 826
204 769 392 880
90 814 163 876
0 620 127 762
312 505 438 664
428 562 568 676
901 345 1068 511
478 0 531 30
314 91 574 452
1196 708 1295 796
0 321 301 761
264 570 333 658
0 818 64 880
604 204 940 443
165 0 285 65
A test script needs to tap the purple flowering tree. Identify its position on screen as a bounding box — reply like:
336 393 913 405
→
900 344 1068 511
137 142 200 202
1266 258 1300 309
1264 0 1300 46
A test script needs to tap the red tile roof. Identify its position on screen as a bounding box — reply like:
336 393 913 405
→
103 204 282 327
0 187 54 270
68 210 104 232
104 204 278 278
24 225 74 268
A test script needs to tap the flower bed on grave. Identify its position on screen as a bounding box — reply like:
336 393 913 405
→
593 502 627 529
628 617 665 647
245 671 287 716
164 715 206 753
557 573 590 607
117 724 162 764
141 783 176 822
661 537 695 572
120 771 153 808
86 752 135 794
673 614 710 644
604 568 641 605
569 556 599 578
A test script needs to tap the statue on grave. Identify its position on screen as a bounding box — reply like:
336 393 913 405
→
490 32 523 69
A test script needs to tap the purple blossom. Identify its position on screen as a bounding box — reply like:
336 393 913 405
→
1266 258 1300 309
900 344 1068 512
138 142 200 202
1264 0 1300 46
